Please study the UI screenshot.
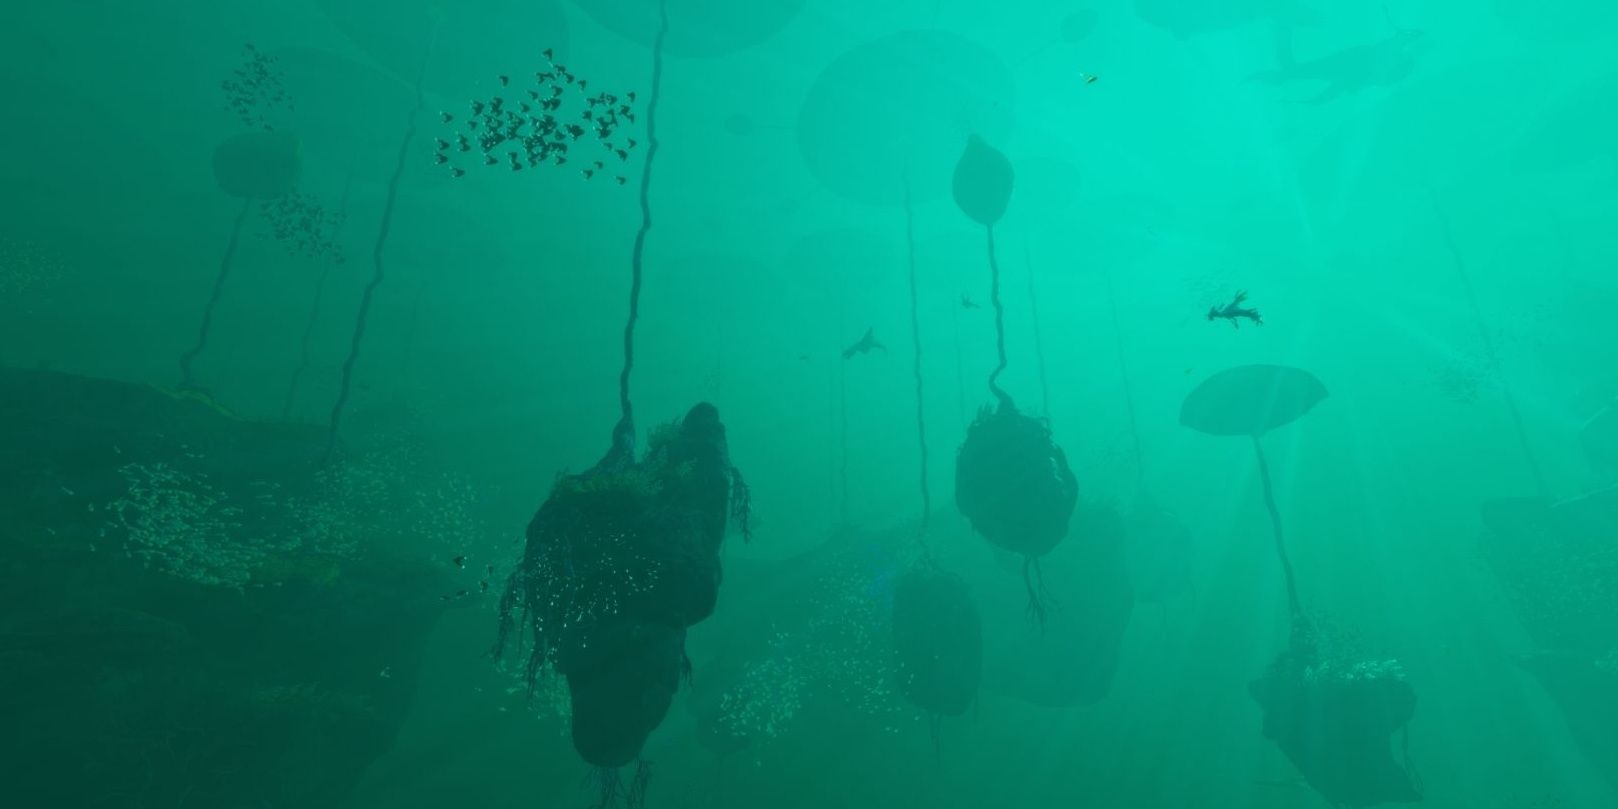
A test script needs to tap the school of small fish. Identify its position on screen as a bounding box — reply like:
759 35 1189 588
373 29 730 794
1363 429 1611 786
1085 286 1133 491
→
259 191 346 264
438 48 640 183
221 43 289 131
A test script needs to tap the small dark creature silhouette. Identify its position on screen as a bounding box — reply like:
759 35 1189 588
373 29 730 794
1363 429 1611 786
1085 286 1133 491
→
842 327 885 359
1251 8 1425 105
961 294 981 310
1207 290 1263 328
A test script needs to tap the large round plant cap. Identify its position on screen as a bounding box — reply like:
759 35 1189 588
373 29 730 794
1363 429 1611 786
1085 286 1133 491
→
571 0 803 57
212 131 301 199
892 565 982 717
952 135 1015 226
1180 364 1327 437
798 30 1014 207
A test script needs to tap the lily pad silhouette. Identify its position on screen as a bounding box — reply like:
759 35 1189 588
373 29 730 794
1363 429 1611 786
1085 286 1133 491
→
952 135 1015 227
1180 364 1328 437
1181 364 1327 619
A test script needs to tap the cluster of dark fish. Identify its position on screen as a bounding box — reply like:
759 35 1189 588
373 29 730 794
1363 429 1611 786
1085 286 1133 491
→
221 43 289 130
436 48 639 182
258 191 344 264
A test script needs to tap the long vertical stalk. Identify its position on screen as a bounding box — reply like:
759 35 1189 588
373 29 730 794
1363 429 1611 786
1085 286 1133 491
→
1432 201 1550 498
1103 265 1146 495
1024 240 1051 421
281 178 353 421
326 41 431 460
610 0 669 457
904 179 931 556
985 225 1013 413
838 292 849 529
951 292 968 429
1251 436 1301 621
179 198 252 389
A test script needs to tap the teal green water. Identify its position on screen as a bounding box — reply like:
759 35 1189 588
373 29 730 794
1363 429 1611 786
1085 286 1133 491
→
2 1 1616 808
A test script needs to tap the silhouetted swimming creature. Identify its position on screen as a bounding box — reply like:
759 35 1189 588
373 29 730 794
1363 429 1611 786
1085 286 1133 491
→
842 327 886 359
453 555 467 569
1251 17 1425 104
961 294 981 309
1207 290 1263 328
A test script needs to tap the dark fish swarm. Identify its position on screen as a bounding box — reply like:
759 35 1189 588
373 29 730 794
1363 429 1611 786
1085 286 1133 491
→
258 191 345 264
439 48 641 181
221 42 289 131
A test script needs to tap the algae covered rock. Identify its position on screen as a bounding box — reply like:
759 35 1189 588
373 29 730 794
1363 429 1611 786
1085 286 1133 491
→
0 368 454 809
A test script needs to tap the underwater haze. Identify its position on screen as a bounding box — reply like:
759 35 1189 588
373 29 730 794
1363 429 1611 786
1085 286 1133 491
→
3 0 1617 808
